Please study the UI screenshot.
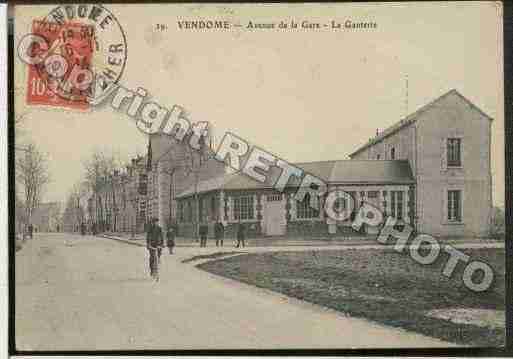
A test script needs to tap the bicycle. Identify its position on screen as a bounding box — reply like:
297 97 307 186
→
148 245 162 282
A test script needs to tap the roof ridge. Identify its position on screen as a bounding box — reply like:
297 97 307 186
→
348 89 492 158
349 89 456 157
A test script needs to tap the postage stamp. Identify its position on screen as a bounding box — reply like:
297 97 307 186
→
25 20 94 109
22 4 127 109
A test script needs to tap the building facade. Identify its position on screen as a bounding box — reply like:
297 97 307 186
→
349 89 492 237
174 89 493 238
175 160 415 238
147 132 226 233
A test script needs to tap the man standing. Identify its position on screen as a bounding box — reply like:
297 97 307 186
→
199 222 208 247
215 221 224 247
236 222 245 248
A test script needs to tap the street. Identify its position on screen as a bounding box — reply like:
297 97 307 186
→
15 233 455 350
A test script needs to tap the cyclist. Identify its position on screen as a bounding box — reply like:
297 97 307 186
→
146 217 164 281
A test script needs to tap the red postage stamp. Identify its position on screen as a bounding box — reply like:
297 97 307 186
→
26 19 95 110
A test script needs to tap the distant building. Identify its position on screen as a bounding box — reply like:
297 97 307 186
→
87 156 145 233
86 130 224 234
32 202 61 232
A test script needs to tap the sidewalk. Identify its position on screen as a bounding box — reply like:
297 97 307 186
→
98 231 503 249
98 233 504 268
98 232 199 247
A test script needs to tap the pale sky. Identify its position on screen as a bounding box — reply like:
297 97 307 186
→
14 2 504 206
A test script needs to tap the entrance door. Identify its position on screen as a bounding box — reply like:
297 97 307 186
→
264 195 285 236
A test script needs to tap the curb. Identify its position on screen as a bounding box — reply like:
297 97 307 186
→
97 234 146 247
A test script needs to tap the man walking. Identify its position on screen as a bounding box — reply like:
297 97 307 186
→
166 224 175 254
215 221 224 247
154 218 164 262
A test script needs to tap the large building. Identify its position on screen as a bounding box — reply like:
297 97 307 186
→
147 131 226 235
86 130 224 235
349 89 492 237
174 89 493 238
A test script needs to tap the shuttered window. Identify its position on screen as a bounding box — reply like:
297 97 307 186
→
447 138 462 167
390 191 403 220
448 190 462 222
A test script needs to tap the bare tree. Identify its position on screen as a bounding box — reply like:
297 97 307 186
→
16 143 50 231
62 185 86 233
69 181 87 230
14 193 27 238
83 150 121 232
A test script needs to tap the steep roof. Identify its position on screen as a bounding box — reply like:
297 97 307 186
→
348 89 493 158
175 159 414 198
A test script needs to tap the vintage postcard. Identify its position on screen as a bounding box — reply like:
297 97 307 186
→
12 2 504 352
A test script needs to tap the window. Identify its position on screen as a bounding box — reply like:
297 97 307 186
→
210 197 216 217
447 138 462 167
391 147 396 160
266 194 282 202
448 190 462 222
376 154 381 160
138 174 147 195
199 198 205 221
186 201 193 222
233 195 254 220
390 191 403 220
296 193 320 219
367 191 379 199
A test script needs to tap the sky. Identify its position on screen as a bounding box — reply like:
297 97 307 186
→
14 2 504 207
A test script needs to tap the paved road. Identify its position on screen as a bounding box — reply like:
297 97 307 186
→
15 233 456 351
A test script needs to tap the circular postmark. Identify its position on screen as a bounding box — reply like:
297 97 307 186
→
26 4 127 105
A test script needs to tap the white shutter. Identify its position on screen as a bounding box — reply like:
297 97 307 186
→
441 188 447 224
